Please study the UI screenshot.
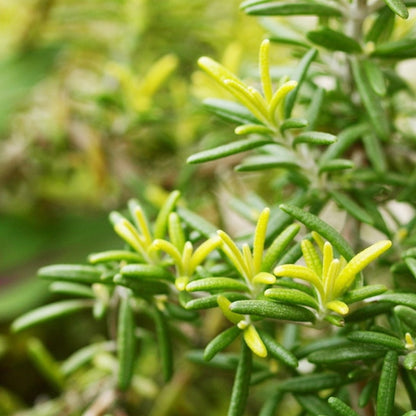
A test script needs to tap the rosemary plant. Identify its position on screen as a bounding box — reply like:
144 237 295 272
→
9 0 416 415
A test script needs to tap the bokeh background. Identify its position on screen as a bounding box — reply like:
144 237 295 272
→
0 0 267 413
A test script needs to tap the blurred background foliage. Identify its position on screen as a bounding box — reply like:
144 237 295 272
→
0 0 266 412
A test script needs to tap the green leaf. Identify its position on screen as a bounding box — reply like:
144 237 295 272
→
121 264 174 282
265 287 319 309
330 190 374 225
307 28 362 53
204 326 242 361
258 330 298 368
280 118 308 133
185 292 248 310
319 159 355 173
285 48 318 118
228 341 252 416
328 397 360 416
153 306 173 382
372 37 416 59
153 190 181 240
187 137 272 164
394 305 416 332
88 250 144 264
187 350 238 370
279 204 355 260
363 60 387 96
186 277 249 292
342 284 388 304
293 131 337 146
377 350 398 416
347 331 405 352
117 294 137 391
203 98 260 125
259 390 284 416
378 293 416 308
11 300 93 332
383 0 409 18
229 300 316 322
320 123 368 165
244 2 342 17
363 133 387 172
306 87 325 131
405 257 416 279
49 282 95 298
279 372 345 393
114 274 170 296
365 7 395 43
345 302 393 322
404 352 416 370
308 344 386 364
262 223 301 272
178 206 218 238
61 341 116 376
295 337 350 359
295 394 338 416
37 264 102 284
351 58 390 140
235 153 300 171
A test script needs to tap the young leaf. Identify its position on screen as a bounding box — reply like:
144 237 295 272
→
229 300 316 322
204 326 241 361
11 300 93 332
376 350 399 416
307 28 362 53
244 2 342 17
347 331 405 352
153 190 181 240
187 136 272 164
117 294 137 391
350 58 390 141
243 325 267 357
279 204 355 260
228 341 252 416
383 0 409 19
88 250 144 264
328 397 360 416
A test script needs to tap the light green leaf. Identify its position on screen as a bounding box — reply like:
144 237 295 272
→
203 98 260 125
187 136 272 164
185 293 248 310
88 250 144 264
293 131 337 146
383 0 409 18
235 153 300 172
319 159 354 173
178 206 218 238
363 60 387 96
244 2 342 17
307 28 362 53
153 190 181 240
265 287 319 309
11 300 93 332
37 264 102 284
280 118 308 133
186 277 249 292
49 282 95 298
351 58 390 140
121 264 174 282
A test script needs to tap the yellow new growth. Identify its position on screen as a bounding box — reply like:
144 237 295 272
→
218 207 276 287
274 237 392 316
198 39 298 132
